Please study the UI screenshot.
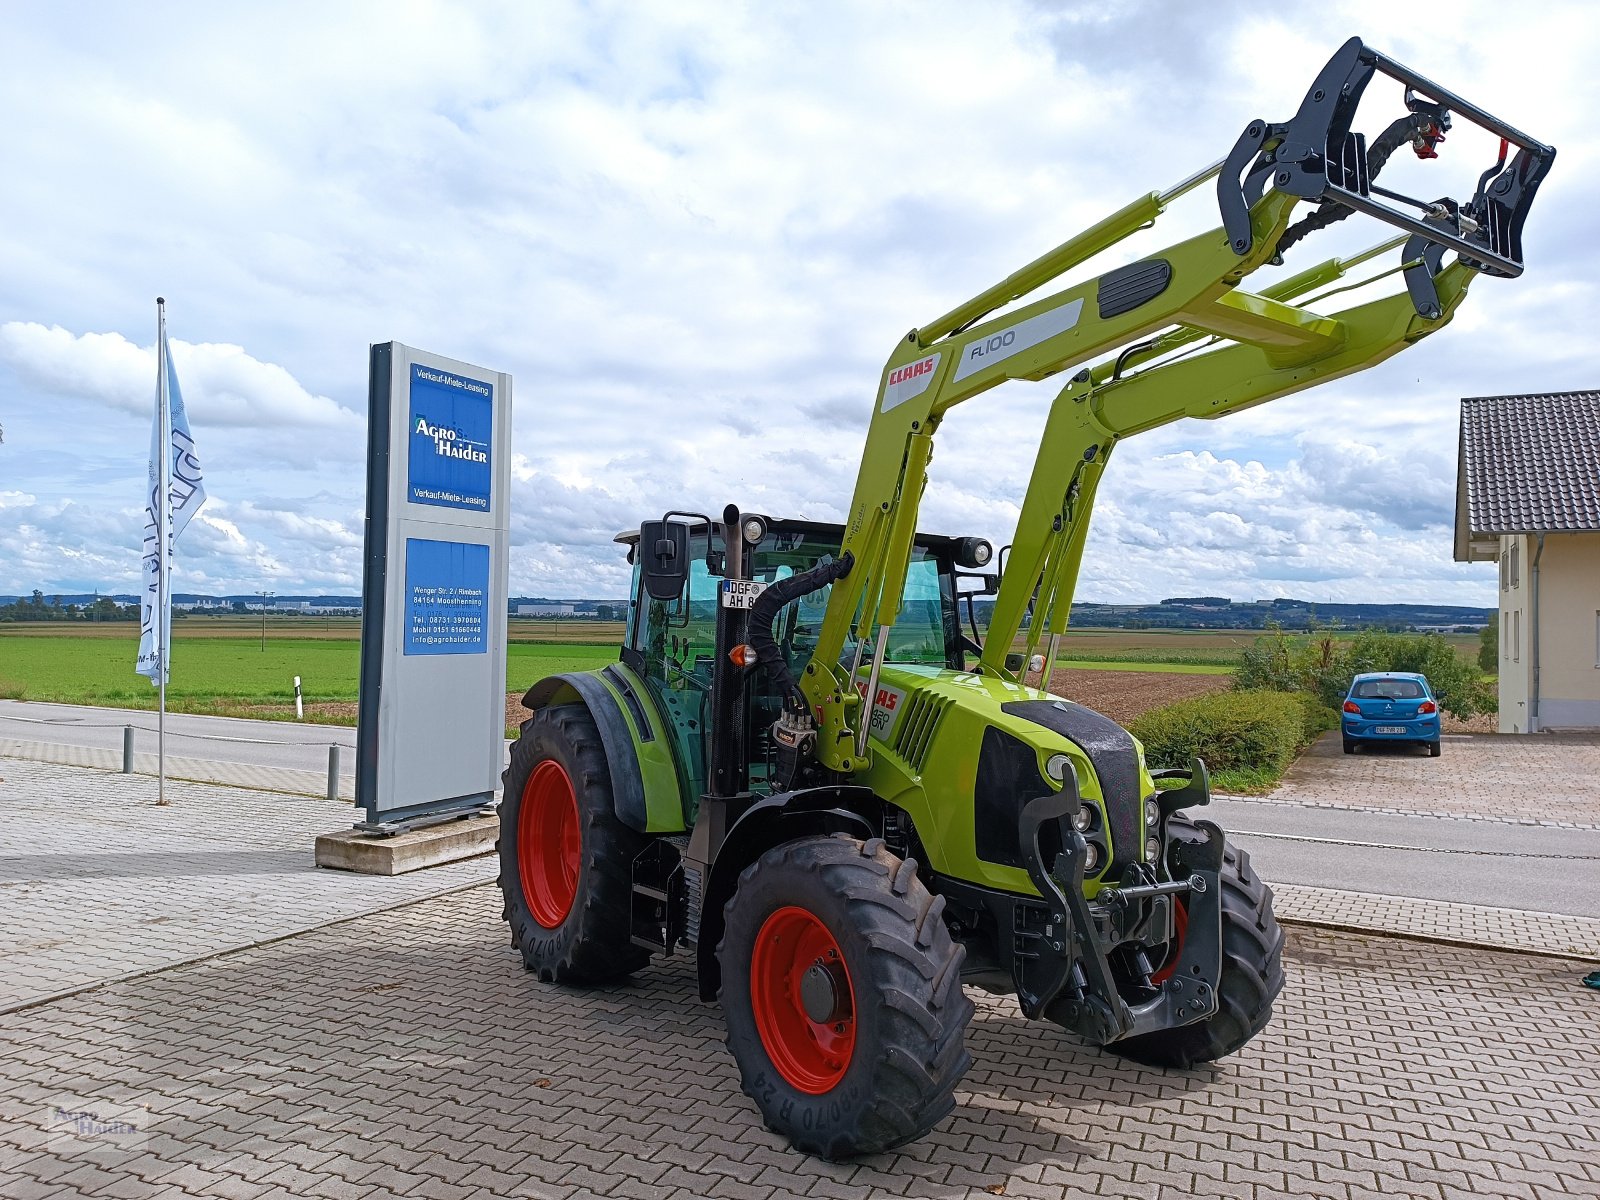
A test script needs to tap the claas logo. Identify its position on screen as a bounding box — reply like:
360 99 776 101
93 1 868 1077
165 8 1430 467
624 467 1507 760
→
853 681 899 710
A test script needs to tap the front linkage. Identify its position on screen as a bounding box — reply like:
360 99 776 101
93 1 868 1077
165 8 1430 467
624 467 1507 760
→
937 759 1223 1045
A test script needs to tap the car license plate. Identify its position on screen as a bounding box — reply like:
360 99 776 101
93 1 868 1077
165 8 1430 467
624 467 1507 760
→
1373 725 1407 734
720 579 767 609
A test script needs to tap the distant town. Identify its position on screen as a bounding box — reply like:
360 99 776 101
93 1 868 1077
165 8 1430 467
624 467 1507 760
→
0 590 1489 631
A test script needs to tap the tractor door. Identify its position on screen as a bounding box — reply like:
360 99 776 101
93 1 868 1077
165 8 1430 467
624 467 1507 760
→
627 529 717 806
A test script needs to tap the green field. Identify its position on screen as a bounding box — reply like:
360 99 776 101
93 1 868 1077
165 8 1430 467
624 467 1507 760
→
0 621 1480 718
0 632 612 712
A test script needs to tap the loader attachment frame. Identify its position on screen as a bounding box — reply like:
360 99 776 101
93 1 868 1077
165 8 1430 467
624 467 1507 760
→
795 37 1555 773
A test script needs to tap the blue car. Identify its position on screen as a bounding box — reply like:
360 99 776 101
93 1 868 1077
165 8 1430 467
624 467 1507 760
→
1342 672 1441 756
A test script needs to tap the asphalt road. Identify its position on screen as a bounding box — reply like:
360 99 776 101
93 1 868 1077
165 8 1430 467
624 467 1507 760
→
1208 794 1600 919
0 698 358 776
3 700 1595 917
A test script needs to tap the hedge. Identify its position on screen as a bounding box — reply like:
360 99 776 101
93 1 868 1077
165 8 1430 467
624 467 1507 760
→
1130 689 1327 777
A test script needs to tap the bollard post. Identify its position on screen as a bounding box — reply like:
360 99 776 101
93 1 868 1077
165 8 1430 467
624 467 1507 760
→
294 675 304 720
123 725 134 774
328 743 341 803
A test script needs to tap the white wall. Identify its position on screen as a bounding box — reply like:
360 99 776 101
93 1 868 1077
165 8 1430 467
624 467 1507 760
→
1499 531 1600 732
1498 534 1530 733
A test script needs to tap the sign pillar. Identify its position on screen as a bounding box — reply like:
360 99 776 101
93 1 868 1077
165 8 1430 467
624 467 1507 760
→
355 343 511 832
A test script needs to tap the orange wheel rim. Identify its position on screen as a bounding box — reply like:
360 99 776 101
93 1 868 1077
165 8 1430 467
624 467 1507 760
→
1151 897 1189 986
749 906 856 1094
517 760 581 928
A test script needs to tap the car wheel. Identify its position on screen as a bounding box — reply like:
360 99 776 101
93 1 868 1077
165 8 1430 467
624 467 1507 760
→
1342 738 1357 754
1427 740 1441 758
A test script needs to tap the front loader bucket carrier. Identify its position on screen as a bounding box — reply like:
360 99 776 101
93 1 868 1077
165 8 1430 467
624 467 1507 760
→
799 36 1556 775
1220 37 1554 314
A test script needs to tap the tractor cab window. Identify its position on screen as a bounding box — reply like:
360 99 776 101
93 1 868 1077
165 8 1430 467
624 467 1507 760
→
883 554 952 665
628 531 717 800
746 532 957 672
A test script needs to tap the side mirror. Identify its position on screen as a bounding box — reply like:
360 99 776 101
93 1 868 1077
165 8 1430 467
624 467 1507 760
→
955 571 999 596
640 519 689 601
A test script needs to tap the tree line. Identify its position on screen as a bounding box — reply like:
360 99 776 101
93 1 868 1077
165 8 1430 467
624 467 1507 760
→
0 593 140 621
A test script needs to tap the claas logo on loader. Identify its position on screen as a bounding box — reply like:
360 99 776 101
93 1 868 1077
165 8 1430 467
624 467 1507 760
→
886 356 936 388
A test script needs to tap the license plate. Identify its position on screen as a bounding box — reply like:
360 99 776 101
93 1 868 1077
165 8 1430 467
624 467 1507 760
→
720 579 767 609
1373 725 1408 734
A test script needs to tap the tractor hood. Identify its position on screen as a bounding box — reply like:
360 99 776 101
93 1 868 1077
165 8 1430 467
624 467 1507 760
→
852 663 1157 898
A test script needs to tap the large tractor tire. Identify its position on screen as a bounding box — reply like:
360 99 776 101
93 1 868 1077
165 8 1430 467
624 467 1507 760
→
1106 816 1285 1069
717 835 973 1160
498 704 650 985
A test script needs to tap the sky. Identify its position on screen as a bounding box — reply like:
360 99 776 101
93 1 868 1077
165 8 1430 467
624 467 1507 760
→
0 1 1594 606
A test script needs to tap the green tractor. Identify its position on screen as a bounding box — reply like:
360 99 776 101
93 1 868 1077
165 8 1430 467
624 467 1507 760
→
498 39 1552 1158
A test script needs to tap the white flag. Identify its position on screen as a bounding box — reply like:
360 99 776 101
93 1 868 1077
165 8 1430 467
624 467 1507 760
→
136 320 206 683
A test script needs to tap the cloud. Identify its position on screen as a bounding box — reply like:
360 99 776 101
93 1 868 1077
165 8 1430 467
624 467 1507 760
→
0 1 1588 607
0 322 361 431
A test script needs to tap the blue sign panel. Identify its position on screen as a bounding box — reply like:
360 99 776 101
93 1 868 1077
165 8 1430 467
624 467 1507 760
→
403 538 490 656
408 363 493 511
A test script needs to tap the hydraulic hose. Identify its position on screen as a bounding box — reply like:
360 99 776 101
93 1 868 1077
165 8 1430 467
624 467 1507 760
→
748 552 854 711
1274 114 1423 259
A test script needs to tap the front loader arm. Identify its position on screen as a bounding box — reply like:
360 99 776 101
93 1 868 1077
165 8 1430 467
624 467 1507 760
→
795 37 1553 774
983 257 1477 680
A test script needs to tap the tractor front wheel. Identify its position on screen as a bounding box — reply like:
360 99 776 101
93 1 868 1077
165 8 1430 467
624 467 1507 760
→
498 704 650 985
1106 817 1284 1069
718 835 973 1160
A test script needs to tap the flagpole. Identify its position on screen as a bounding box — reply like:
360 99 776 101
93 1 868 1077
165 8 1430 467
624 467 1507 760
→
156 297 171 807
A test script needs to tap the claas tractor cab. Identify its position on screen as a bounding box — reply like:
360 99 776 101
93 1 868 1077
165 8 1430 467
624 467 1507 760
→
497 37 1553 1159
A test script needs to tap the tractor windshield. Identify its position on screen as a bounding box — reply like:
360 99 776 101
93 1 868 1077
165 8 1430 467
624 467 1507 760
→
748 530 956 672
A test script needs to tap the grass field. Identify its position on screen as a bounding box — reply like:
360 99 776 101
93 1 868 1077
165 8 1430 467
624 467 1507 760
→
0 620 1473 720
0 631 612 711
0 616 624 645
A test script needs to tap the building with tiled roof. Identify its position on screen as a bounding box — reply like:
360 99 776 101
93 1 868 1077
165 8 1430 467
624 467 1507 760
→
1454 391 1600 732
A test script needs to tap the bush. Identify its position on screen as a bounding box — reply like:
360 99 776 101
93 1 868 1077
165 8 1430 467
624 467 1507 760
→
1235 622 1495 718
1477 622 1498 674
1130 690 1304 777
1292 691 1338 743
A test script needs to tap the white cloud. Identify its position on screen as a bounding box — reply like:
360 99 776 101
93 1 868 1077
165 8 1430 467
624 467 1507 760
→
0 1 1589 606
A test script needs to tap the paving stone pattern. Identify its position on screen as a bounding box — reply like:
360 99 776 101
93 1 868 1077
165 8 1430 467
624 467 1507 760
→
0 757 495 1012
1 884 1597 1200
0 737 356 802
1266 733 1600 828
1272 883 1600 961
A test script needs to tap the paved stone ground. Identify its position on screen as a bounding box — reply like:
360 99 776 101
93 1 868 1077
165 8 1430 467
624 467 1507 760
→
0 757 495 1012
1 884 1597 1200
1272 883 1600 961
0 737 356 802
1263 732 1600 828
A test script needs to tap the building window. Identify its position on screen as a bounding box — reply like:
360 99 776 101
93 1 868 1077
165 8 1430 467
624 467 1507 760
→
1513 609 1520 663
1595 611 1600 669
1502 611 1509 660
1509 542 1520 589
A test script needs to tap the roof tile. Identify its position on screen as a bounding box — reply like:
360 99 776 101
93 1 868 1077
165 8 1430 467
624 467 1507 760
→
1458 391 1600 535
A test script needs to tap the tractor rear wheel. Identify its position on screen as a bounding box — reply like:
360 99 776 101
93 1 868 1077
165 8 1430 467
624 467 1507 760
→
498 704 650 985
1106 817 1284 1069
717 835 973 1160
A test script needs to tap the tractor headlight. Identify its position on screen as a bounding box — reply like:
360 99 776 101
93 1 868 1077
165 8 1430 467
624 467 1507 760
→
741 516 767 544
1083 843 1100 872
955 537 993 568
1044 753 1070 782
1071 805 1094 833
1145 837 1161 862
1145 797 1159 826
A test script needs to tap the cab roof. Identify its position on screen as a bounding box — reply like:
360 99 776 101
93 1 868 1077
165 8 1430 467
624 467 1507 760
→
613 514 971 555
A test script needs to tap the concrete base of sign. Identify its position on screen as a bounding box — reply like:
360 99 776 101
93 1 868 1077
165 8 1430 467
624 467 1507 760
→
315 814 499 876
